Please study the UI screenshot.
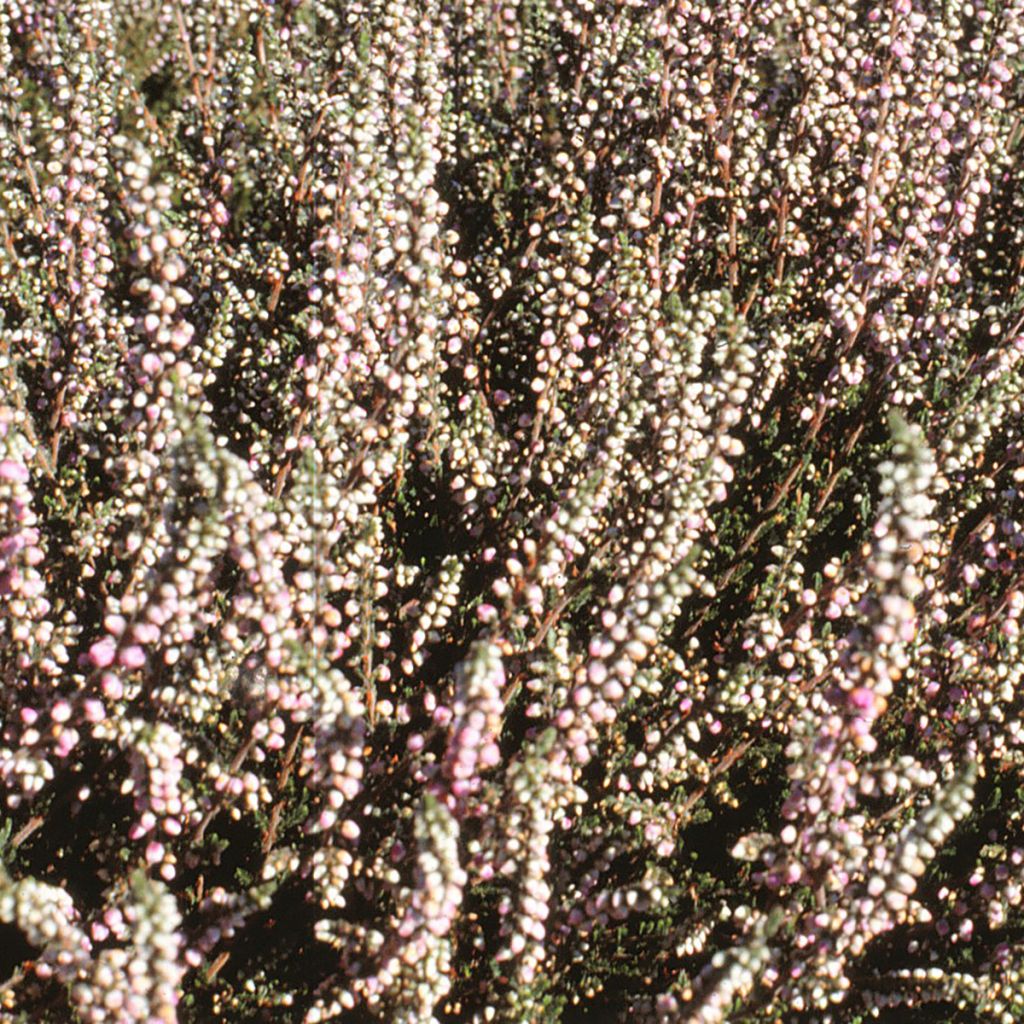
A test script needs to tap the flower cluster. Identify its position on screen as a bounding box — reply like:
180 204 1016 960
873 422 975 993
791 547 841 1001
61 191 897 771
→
3 0 1024 1022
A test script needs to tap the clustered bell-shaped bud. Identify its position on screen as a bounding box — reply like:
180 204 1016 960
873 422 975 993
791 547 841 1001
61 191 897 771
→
442 640 505 806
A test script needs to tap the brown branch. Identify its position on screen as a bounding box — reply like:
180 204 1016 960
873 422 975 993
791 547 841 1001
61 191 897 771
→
261 726 305 854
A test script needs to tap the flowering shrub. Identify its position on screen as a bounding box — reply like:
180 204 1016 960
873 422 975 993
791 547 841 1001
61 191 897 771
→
2 0 1024 1021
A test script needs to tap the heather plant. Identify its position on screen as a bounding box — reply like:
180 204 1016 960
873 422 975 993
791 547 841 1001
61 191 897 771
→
2 0 1024 1022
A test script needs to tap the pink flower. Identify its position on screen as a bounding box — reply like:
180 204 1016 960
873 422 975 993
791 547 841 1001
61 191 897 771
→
101 673 124 700
83 700 105 723
88 638 117 668
140 351 162 375
849 687 876 711
0 459 29 482
104 614 127 636
132 622 160 645
118 645 146 669
55 731 78 758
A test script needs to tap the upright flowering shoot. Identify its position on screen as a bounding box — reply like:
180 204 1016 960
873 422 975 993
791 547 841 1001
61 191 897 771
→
854 410 937 742
441 639 505 811
777 414 937 888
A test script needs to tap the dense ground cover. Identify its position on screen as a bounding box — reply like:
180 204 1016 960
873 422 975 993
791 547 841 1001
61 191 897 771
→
2 0 1024 1021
